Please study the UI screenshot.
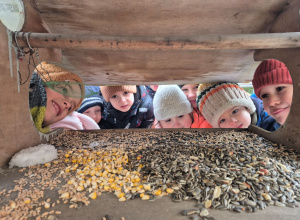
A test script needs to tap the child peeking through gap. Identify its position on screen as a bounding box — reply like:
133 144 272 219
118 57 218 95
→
153 85 193 128
196 82 279 131
252 59 293 126
99 85 154 129
29 61 90 133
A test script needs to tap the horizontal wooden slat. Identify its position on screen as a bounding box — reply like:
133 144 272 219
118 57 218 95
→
14 32 300 50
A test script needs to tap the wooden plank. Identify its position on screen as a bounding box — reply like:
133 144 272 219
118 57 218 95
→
14 32 300 50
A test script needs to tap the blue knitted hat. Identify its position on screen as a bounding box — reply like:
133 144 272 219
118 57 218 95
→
77 86 104 113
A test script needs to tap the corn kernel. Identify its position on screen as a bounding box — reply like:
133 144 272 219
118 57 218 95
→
142 195 150 200
65 154 70 158
143 184 151 190
119 197 126 202
24 198 31 204
89 192 97 200
154 189 162 196
44 163 51 167
9 201 16 209
44 202 50 209
77 185 84 191
166 188 174 194
140 193 145 198
60 192 70 199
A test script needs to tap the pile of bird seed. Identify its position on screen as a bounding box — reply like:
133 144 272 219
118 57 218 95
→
0 130 299 220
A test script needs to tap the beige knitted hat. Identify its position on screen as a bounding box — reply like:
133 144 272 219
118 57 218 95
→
35 61 85 110
196 83 256 128
100 86 137 102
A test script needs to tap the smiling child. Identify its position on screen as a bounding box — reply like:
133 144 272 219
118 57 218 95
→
197 82 279 131
252 59 293 125
29 61 85 133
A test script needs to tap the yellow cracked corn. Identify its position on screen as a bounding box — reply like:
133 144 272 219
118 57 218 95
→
58 148 145 205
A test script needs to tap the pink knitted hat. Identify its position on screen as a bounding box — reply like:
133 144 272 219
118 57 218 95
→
252 59 292 98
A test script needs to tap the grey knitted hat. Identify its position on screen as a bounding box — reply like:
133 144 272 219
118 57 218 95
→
197 83 256 128
153 85 193 121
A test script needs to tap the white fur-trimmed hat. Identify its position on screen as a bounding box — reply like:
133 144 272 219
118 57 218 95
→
153 85 192 121
196 83 256 128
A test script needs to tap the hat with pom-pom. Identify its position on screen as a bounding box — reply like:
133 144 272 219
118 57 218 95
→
196 83 256 128
252 59 292 98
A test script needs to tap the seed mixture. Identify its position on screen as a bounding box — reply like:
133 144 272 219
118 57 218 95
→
0 130 299 220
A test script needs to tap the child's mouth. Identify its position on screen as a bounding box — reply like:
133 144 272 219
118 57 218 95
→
52 101 62 116
272 107 288 115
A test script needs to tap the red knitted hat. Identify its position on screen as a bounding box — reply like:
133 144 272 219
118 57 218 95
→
252 59 292 98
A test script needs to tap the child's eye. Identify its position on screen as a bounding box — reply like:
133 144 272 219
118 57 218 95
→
219 119 225 124
178 115 184 118
165 119 171 123
194 86 198 90
124 92 128 95
276 86 285 92
111 95 117 99
232 109 238 114
62 87 69 95
261 93 268 99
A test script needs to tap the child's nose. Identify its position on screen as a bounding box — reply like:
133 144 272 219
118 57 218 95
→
173 120 181 128
269 95 280 106
121 96 127 102
188 91 195 98
230 117 238 123
63 100 71 110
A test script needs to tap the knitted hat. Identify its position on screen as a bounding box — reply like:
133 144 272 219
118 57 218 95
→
100 86 137 102
196 83 256 128
77 86 104 113
196 83 215 97
35 61 85 110
29 72 50 134
252 59 292 98
153 85 192 121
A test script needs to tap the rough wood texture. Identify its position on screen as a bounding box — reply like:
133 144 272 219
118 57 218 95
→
1 0 300 168
14 32 300 50
29 0 294 85
0 1 62 167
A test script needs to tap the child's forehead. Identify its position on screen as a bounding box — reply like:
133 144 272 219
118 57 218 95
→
112 90 133 95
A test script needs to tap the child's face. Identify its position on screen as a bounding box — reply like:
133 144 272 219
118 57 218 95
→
150 85 159 91
43 85 81 126
181 84 198 108
159 114 192 128
109 91 134 112
218 106 251 128
259 84 293 124
83 106 102 124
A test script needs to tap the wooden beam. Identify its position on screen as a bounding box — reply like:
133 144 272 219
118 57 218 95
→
14 32 300 50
